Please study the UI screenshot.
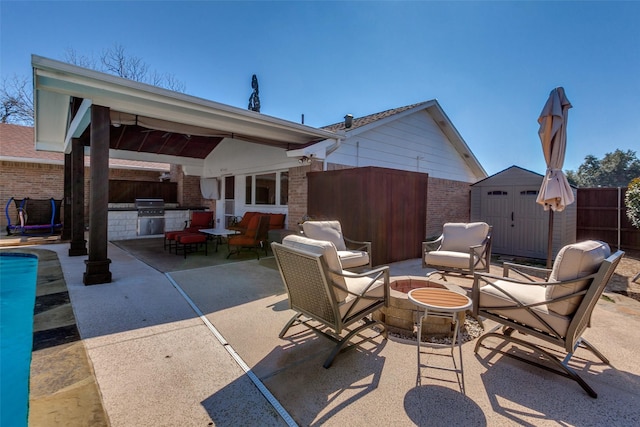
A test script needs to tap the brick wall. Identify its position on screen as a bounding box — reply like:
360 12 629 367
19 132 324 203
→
1 160 207 233
426 177 471 238
286 160 324 228
285 162 470 239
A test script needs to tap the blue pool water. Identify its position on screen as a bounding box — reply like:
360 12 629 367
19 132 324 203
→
1 253 38 427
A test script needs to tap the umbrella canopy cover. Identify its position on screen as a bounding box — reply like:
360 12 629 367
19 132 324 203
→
536 87 574 212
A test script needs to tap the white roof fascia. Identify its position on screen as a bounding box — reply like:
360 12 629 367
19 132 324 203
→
286 139 336 160
63 98 92 154
0 156 63 166
32 55 339 155
424 102 487 178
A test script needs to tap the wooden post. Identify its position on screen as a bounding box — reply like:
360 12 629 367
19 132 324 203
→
69 138 87 256
62 152 72 241
83 105 112 285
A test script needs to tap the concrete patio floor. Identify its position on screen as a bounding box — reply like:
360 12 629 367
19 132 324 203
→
11 240 640 426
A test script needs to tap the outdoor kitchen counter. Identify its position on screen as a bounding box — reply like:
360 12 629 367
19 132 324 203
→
107 207 209 241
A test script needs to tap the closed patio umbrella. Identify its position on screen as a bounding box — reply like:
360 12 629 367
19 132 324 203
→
536 87 574 267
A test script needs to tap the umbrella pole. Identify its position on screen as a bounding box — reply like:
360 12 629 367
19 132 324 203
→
547 210 554 268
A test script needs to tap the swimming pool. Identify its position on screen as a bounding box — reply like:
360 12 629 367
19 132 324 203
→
1 252 38 427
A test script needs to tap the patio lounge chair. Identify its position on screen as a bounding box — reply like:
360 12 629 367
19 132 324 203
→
301 220 372 270
422 222 492 275
472 240 624 398
227 214 270 259
272 234 389 368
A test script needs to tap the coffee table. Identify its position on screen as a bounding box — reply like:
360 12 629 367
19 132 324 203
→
199 228 240 252
407 287 472 386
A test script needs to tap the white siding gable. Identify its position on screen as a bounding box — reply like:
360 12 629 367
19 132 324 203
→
327 110 478 182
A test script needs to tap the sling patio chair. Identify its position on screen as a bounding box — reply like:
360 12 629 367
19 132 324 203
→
422 222 492 275
226 214 270 259
301 220 372 270
272 234 389 368
472 240 624 398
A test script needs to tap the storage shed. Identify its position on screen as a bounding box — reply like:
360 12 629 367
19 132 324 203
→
470 166 577 260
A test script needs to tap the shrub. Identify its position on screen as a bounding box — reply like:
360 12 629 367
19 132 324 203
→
626 177 640 229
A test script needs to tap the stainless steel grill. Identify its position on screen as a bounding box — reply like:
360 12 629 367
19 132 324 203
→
135 199 165 236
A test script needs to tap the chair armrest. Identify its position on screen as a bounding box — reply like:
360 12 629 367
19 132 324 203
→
503 262 552 281
473 270 597 323
422 235 443 268
331 266 390 305
344 236 371 254
422 235 443 253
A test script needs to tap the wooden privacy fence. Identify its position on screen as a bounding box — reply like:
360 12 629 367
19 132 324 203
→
576 187 640 251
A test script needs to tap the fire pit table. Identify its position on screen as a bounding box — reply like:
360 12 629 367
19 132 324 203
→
372 276 471 341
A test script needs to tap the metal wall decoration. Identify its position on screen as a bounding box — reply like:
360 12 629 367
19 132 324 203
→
248 74 261 113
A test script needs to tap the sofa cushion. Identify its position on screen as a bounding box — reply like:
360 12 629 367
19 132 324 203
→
440 222 490 253
282 234 347 302
546 240 611 315
269 213 286 230
425 251 476 270
337 250 370 269
301 221 347 251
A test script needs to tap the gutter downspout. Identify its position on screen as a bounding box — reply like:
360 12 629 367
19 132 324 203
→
323 133 345 171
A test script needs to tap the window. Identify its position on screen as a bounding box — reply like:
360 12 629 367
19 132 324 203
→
488 190 508 195
520 190 539 196
244 171 288 206
255 173 276 205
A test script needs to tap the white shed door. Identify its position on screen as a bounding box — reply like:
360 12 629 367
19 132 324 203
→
481 187 548 258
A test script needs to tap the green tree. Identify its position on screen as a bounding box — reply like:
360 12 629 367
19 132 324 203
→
566 149 640 187
626 178 640 229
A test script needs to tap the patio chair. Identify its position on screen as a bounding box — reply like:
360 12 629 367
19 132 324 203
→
272 234 389 368
226 214 270 259
184 211 214 232
422 222 492 275
472 240 624 398
164 211 213 252
301 220 372 270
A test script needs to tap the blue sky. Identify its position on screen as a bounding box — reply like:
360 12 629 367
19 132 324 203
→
1 1 638 176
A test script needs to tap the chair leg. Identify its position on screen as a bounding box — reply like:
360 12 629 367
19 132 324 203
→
574 337 609 365
474 331 600 398
279 313 303 338
323 318 386 369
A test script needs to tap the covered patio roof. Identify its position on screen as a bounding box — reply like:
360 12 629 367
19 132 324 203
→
32 55 340 171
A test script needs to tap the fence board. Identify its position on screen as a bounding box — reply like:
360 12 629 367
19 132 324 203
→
576 187 639 251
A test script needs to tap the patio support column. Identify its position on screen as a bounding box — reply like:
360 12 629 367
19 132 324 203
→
69 137 87 256
62 152 72 241
83 105 111 285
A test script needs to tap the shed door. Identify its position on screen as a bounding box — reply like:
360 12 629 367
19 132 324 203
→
481 186 548 258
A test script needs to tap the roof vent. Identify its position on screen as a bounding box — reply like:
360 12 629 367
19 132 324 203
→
344 114 353 129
